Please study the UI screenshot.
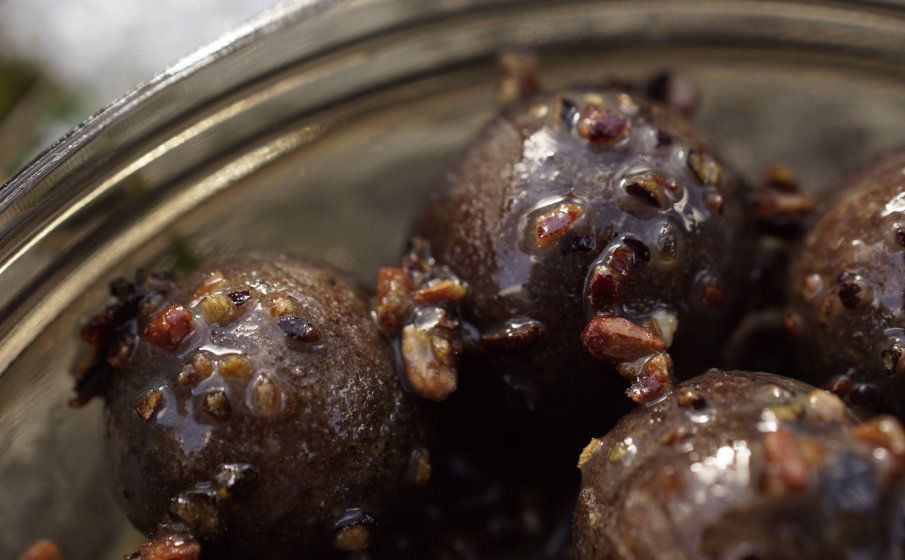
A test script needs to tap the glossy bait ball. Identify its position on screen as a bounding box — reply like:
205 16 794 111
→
74 253 428 559
788 148 905 419
574 370 905 559
413 87 754 415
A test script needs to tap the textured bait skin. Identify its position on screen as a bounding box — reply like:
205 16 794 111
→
413 87 754 427
79 254 426 558
574 370 905 560
788 149 905 419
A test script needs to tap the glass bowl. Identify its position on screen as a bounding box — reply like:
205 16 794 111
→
2 0 905 557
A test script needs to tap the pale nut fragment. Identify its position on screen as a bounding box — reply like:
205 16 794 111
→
202 294 236 326
577 438 603 469
401 324 458 401
269 295 295 318
190 271 226 305
250 374 283 418
218 355 252 379
413 278 467 306
805 389 847 422
407 448 432 486
762 428 809 493
333 524 372 552
581 315 665 362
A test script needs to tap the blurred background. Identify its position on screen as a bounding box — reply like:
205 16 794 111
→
0 0 277 183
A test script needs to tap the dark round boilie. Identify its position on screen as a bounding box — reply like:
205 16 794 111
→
574 370 905 560
788 149 905 419
96 254 426 558
413 87 753 418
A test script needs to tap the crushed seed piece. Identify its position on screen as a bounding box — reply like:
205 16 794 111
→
687 150 723 185
625 176 663 208
479 318 546 353
214 463 257 500
145 305 193 351
581 316 665 363
534 203 583 247
333 524 372 552
401 324 458 401
278 316 321 342
137 535 201 560
135 389 163 422
763 428 809 492
765 402 805 422
882 342 905 377
227 290 251 306
677 389 707 409
413 279 467 305
19 539 61 560
202 390 232 422
218 355 252 379
578 438 602 469
269 295 295 317
578 108 628 143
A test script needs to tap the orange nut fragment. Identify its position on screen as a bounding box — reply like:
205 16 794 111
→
135 389 163 422
581 315 665 363
414 279 467 306
762 428 809 493
534 203 583 247
145 305 193 351
19 539 61 560
375 267 414 329
138 535 202 560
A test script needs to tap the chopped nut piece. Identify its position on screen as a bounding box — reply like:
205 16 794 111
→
479 318 546 353
106 338 131 368
218 355 252 379
763 428 809 492
805 389 847 421
269 295 295 317
497 51 539 105
851 415 905 462
578 438 603 469
214 463 257 500
190 271 226 305
677 389 706 409
607 247 634 276
376 267 414 329
202 390 231 422
202 293 234 325
408 448 432 486
581 316 666 363
702 280 724 307
144 305 193 351
588 266 619 312
135 389 163 422
578 108 629 143
250 374 283 417
627 353 674 404
882 342 905 378
413 279 467 305
754 190 815 220
624 176 664 208
401 324 458 401
278 316 321 342
838 282 862 309
19 539 61 560
138 535 201 560
705 191 724 215
661 425 692 446
333 524 372 552
687 150 723 186
534 202 584 247
766 402 805 422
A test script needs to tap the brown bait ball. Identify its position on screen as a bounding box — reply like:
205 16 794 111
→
413 86 753 424
73 253 426 559
574 370 905 560
788 148 905 419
